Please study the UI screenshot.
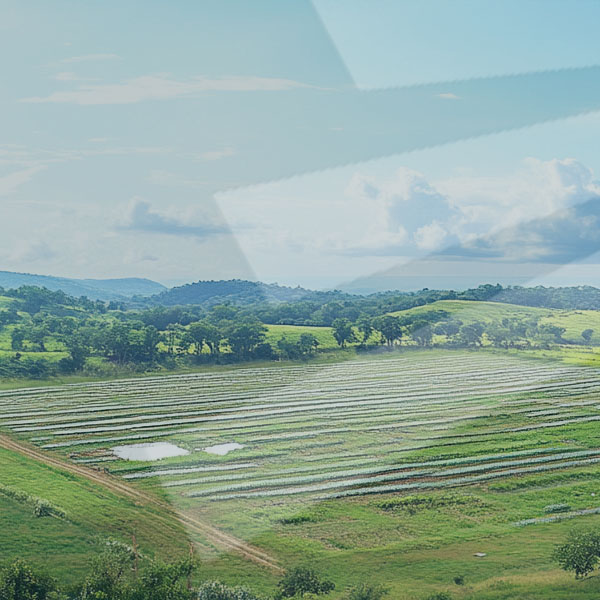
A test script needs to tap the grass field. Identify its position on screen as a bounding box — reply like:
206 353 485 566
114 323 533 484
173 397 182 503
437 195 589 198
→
265 323 338 349
0 444 188 584
392 300 600 345
3 349 600 597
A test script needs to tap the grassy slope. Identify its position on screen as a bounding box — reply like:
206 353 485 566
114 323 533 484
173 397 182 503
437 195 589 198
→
391 299 600 345
265 324 338 349
0 445 189 583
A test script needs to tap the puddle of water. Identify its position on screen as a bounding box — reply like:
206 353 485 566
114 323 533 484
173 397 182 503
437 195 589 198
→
203 442 245 456
112 442 189 461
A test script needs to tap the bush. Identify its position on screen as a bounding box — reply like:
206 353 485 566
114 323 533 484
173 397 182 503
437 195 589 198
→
277 568 335 598
543 503 571 514
0 560 56 600
197 581 264 600
345 583 388 599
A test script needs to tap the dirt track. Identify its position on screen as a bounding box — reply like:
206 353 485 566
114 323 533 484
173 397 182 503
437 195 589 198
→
0 434 282 572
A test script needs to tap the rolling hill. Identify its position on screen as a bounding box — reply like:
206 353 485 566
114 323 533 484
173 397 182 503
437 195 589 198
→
0 271 166 301
392 299 600 345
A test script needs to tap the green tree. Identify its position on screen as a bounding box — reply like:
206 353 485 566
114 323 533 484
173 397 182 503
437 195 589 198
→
276 568 335 598
433 319 462 340
78 545 133 599
554 529 600 578
409 320 433 347
458 322 484 347
186 322 211 356
331 318 356 348
132 558 195 600
0 560 55 600
582 328 594 344
298 333 319 355
10 327 25 351
355 316 373 345
372 316 402 347
226 321 267 358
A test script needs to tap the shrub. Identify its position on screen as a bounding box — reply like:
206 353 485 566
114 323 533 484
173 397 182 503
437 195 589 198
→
543 503 571 514
196 580 264 600
345 583 389 599
277 567 335 598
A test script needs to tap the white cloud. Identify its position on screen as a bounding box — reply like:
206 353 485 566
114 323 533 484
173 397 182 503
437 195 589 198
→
0 166 46 195
54 71 79 81
60 53 119 64
22 74 314 105
437 92 460 100
198 147 236 161
438 157 600 235
8 240 56 263
414 221 448 250
120 197 228 238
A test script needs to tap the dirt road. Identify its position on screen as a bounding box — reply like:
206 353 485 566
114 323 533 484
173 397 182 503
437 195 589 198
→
0 434 282 572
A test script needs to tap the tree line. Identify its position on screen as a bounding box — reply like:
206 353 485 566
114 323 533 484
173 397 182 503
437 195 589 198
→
0 285 596 380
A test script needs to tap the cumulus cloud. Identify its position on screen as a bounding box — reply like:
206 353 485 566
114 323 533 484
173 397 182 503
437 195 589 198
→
120 198 228 239
340 168 458 255
22 74 314 105
441 197 600 263
414 221 448 250
333 158 600 261
8 240 56 263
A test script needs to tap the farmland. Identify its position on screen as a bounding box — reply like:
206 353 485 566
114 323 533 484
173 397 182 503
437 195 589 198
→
2 350 600 598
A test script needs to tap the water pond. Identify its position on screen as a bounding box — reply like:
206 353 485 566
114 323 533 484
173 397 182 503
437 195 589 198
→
112 442 189 461
203 442 245 456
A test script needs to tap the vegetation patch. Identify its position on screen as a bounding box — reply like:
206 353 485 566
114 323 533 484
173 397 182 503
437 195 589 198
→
0 483 67 519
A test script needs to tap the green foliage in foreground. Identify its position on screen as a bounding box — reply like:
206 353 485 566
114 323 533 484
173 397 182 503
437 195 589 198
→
0 554 357 600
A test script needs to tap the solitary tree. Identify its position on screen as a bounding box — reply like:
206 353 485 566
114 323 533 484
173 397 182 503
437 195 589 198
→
582 328 594 344
554 529 600 578
332 318 356 348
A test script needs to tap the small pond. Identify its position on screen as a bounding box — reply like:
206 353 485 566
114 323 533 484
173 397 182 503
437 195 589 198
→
203 442 245 456
112 442 189 461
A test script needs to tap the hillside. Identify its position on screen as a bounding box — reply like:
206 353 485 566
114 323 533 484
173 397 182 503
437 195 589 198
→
0 271 166 301
149 279 336 306
392 299 600 345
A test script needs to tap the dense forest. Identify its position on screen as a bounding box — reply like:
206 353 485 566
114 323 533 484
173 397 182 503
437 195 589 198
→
0 282 598 380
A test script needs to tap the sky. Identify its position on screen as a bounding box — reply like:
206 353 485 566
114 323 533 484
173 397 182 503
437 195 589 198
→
2 0 600 291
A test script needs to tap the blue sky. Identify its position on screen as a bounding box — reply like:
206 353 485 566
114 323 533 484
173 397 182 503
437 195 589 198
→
2 0 600 290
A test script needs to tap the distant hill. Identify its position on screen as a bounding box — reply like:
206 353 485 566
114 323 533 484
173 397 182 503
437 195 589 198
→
392 299 600 345
149 279 336 306
0 271 166 301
